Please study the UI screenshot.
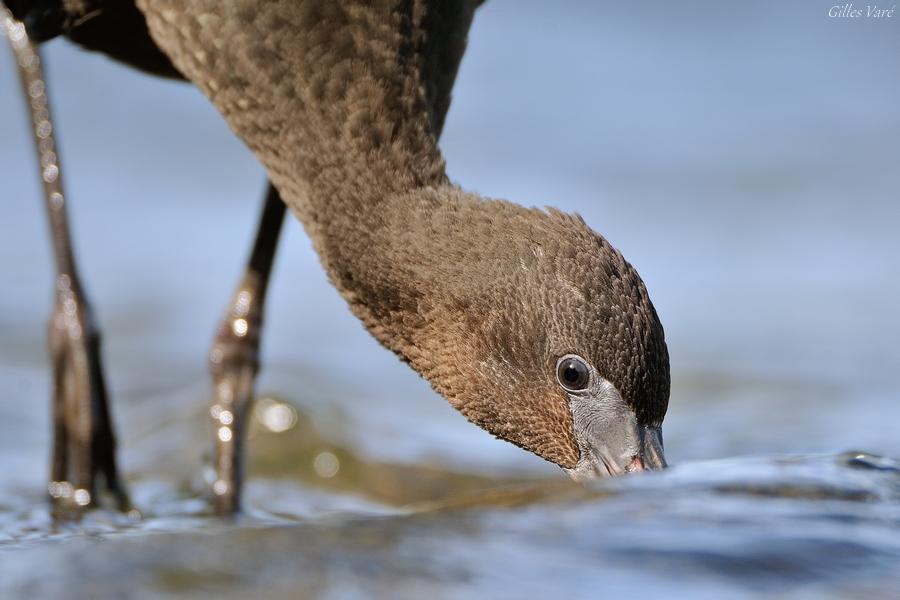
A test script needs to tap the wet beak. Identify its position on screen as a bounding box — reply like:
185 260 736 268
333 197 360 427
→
596 426 667 476
565 425 667 481
563 381 668 481
628 426 667 472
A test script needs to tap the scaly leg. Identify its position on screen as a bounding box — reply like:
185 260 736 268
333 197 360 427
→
208 184 286 515
3 9 129 514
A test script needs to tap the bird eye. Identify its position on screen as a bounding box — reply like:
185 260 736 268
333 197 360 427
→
556 355 591 392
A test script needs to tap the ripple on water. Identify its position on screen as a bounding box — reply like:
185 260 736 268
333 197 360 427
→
0 452 898 599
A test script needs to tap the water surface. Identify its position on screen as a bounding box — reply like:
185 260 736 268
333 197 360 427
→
1 1 898 597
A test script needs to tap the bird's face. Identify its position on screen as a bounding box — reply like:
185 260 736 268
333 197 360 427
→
417 208 669 479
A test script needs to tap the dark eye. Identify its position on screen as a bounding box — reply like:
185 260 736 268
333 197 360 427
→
556 355 590 391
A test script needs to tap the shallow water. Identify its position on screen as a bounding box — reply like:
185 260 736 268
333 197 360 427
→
2 446 899 599
1 1 899 598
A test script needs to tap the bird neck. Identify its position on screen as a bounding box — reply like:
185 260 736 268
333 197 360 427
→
304 182 466 365
139 0 450 210
138 0 465 353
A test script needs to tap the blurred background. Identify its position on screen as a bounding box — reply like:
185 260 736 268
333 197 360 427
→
0 0 898 531
2 1 899 597
2 0 899 489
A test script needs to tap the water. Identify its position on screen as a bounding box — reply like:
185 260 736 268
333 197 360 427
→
2 450 899 599
1 0 899 597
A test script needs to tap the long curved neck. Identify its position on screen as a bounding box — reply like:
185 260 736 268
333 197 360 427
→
138 0 456 220
138 0 481 354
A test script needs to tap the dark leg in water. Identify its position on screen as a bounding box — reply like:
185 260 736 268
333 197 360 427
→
208 184 286 515
3 10 129 514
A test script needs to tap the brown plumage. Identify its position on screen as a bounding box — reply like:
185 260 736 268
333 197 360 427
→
14 0 670 475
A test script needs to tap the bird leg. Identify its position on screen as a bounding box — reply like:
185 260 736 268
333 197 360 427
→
208 184 285 515
3 9 129 515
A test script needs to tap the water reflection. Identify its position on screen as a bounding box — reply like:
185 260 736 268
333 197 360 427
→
253 396 297 434
312 451 340 479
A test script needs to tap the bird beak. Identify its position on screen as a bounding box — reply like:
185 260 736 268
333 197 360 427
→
631 426 667 472
563 381 667 481
582 426 666 478
565 426 666 480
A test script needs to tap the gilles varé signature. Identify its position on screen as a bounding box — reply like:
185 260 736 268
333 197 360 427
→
828 3 896 17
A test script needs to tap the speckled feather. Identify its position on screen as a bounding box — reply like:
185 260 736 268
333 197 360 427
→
77 0 669 468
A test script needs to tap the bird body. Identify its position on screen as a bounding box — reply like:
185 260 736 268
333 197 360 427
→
6 0 669 489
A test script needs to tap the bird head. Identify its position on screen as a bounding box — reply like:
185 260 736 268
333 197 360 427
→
389 192 670 479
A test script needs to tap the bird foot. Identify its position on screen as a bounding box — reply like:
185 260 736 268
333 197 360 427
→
47 279 131 519
207 284 263 515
